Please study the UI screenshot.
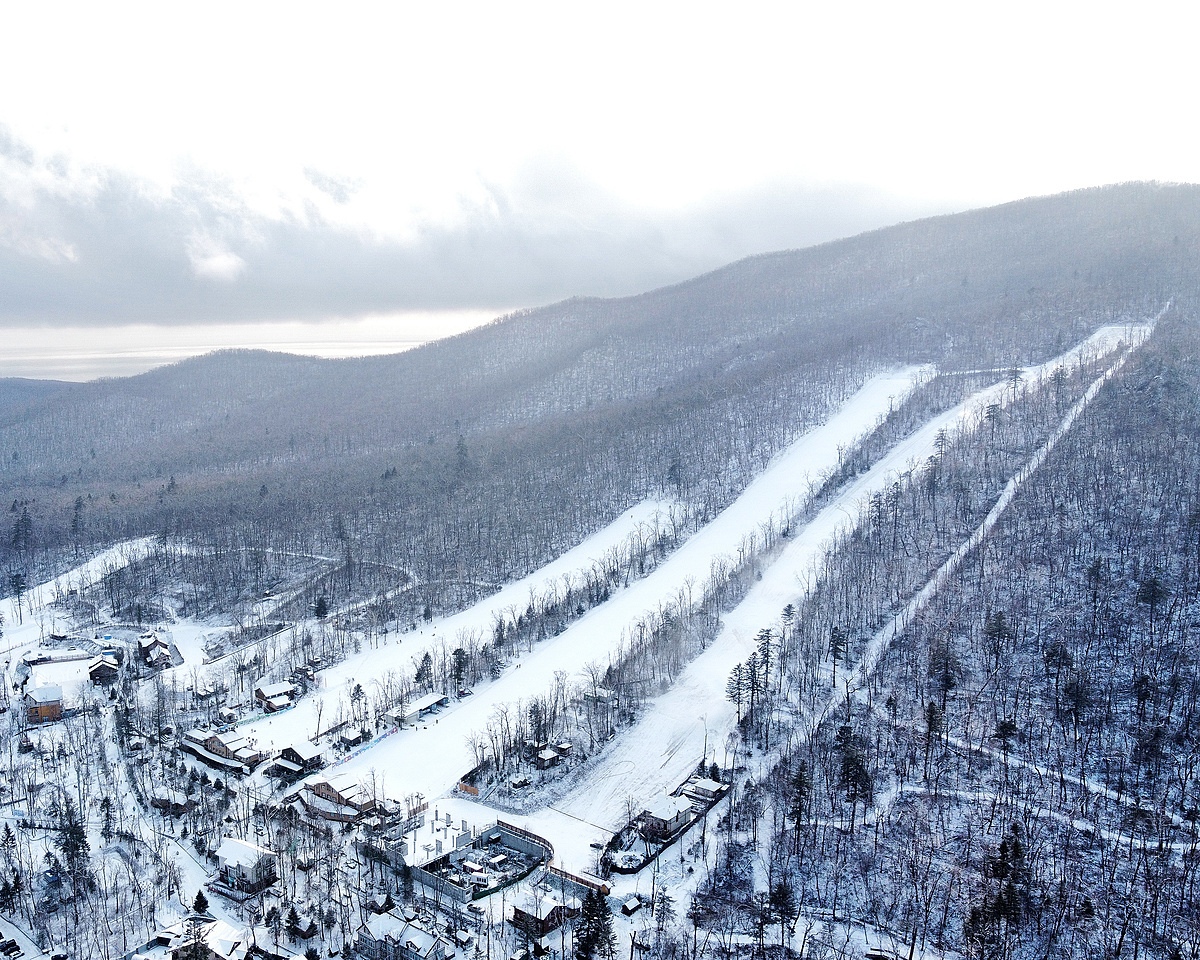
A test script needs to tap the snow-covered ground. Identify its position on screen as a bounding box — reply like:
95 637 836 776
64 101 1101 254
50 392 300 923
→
0 538 154 641
2 324 1152 934
1 538 156 694
226 497 676 737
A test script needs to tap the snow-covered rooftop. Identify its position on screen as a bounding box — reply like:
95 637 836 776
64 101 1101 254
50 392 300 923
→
643 794 691 821
215 836 274 869
287 739 322 761
25 684 63 704
256 680 296 699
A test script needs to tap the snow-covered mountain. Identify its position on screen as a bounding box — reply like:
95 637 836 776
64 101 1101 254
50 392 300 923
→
2 183 1200 959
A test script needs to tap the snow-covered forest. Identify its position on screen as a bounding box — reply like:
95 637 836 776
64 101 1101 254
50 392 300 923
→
2 183 1200 960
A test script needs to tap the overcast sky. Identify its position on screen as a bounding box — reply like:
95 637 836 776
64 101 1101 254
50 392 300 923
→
2 1 1198 369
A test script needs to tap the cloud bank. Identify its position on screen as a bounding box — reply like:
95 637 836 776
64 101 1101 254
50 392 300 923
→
0 126 941 327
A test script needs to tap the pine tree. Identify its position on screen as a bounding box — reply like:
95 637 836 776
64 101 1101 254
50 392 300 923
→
55 798 90 917
768 880 797 946
835 724 873 831
788 760 811 853
100 797 115 843
576 888 616 960
193 888 210 915
653 888 675 948
744 651 762 720
725 664 746 721
0 822 15 863
755 628 773 694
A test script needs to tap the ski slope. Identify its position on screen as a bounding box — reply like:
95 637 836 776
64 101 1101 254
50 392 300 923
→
253 366 929 799
491 322 1150 873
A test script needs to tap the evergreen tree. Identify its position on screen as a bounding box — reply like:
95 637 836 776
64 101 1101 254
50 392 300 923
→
100 797 115 843
768 880 797 946
788 760 811 853
576 888 616 960
0 822 15 863
652 887 675 948
780 604 795 637
592 890 616 960
744 651 762 719
193 888 210 915
415 652 434 687
725 664 746 720
54 798 90 916
452 647 469 690
755 628 773 694
834 724 873 831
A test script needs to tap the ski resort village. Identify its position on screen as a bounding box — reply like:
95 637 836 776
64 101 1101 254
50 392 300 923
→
3 305 1198 960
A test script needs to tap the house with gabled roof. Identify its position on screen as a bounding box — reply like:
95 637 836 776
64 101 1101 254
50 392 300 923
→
254 680 297 712
272 739 324 778
88 653 120 685
24 685 63 724
354 912 453 960
214 836 277 893
300 772 377 822
139 632 172 667
510 893 581 938
640 793 693 840
182 729 264 773
158 912 252 960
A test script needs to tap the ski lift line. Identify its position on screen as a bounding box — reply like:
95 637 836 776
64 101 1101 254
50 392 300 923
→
836 318 1154 711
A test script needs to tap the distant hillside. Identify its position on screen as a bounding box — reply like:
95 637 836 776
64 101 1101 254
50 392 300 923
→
2 182 1197 614
0 376 79 424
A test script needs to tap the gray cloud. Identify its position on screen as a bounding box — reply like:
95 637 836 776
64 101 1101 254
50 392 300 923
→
0 127 948 327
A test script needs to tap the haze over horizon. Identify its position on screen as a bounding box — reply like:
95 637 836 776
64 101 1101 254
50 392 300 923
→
3 1 1198 379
